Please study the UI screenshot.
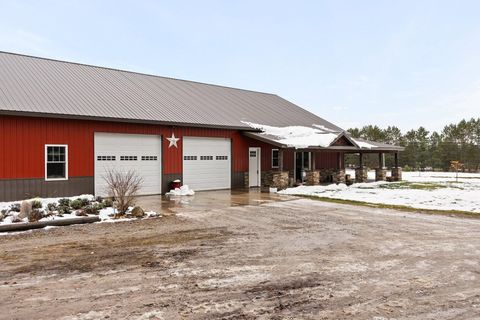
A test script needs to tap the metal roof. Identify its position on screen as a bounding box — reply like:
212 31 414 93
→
0 51 343 131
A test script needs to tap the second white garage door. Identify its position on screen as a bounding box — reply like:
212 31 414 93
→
183 137 231 191
94 133 162 197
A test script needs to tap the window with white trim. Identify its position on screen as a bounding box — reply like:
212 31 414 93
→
45 145 68 180
272 149 279 168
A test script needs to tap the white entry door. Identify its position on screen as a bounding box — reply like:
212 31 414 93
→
249 147 261 187
94 133 162 197
183 137 231 191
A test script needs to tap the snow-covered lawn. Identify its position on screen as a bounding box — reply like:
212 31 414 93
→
0 194 159 228
279 171 480 213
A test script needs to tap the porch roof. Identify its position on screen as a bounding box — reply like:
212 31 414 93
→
243 131 404 153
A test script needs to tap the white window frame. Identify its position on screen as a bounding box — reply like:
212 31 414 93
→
45 144 69 181
271 149 279 168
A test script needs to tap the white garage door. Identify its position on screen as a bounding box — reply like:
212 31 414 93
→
183 137 231 191
94 133 162 197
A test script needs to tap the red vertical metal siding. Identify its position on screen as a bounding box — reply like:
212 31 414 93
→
0 115 252 179
0 115 343 180
315 151 341 169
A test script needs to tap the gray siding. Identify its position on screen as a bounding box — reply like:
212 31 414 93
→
0 177 93 202
162 173 182 194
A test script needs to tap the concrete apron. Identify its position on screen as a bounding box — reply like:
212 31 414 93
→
136 189 297 215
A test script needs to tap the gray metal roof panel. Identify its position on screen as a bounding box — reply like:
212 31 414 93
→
0 51 343 131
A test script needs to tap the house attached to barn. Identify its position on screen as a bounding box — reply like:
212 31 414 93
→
0 52 403 201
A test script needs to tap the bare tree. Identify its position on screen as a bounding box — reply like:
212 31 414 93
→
103 169 143 217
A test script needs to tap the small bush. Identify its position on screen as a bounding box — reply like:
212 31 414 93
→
57 205 71 215
31 199 43 209
28 209 44 222
58 198 71 207
47 203 58 212
9 203 21 212
79 198 90 207
84 203 102 215
0 209 7 221
102 169 143 215
102 198 113 208
95 196 103 203
70 199 83 210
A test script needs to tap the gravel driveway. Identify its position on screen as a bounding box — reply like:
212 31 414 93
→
1 197 480 319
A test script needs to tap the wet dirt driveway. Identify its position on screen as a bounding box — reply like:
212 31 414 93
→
1 191 480 319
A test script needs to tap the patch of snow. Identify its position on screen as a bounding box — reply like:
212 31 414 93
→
166 185 195 196
0 194 160 230
242 121 339 148
352 138 377 149
279 171 480 213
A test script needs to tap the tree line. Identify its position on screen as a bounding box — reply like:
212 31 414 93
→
346 118 480 171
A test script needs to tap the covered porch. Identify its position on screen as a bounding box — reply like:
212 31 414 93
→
244 129 404 191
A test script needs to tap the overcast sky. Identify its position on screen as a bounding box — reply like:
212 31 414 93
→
1 0 479 132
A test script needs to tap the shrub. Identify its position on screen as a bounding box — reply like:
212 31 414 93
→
9 203 21 212
0 209 7 222
103 169 143 216
47 203 58 212
57 205 71 215
58 198 71 207
83 203 102 215
95 196 103 203
70 199 83 210
28 209 44 222
79 198 90 207
102 198 113 208
31 199 42 209
403 165 412 172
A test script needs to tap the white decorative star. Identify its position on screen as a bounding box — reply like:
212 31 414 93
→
166 133 180 148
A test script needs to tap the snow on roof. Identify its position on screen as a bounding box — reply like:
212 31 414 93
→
242 122 340 148
352 138 377 149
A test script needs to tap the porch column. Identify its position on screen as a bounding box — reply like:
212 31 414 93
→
392 152 402 181
355 153 368 183
333 152 346 184
305 151 320 186
378 153 385 168
375 152 387 181
279 149 284 171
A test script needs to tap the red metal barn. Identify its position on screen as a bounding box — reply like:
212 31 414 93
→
0 52 402 201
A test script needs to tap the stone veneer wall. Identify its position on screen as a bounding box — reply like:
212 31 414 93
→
288 170 295 187
375 168 387 181
317 169 346 184
320 169 334 183
261 170 289 191
333 169 346 184
391 167 403 181
305 170 320 186
355 167 368 183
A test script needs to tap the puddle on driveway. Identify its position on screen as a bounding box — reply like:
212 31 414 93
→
136 189 296 215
